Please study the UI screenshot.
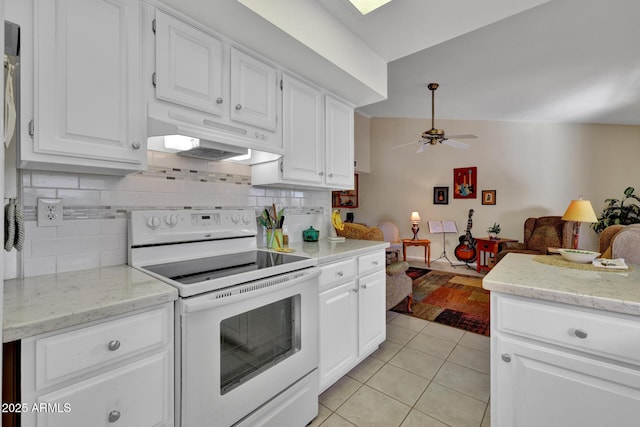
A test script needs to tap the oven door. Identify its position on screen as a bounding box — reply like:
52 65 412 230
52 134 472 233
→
177 267 320 427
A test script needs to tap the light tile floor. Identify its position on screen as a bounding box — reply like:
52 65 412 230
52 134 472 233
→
311 311 491 427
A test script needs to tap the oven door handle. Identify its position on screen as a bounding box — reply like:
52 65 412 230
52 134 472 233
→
179 267 320 315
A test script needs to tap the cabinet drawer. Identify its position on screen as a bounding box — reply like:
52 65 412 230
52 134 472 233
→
358 251 385 276
495 295 640 365
319 259 355 290
478 240 499 251
34 305 171 390
34 352 171 427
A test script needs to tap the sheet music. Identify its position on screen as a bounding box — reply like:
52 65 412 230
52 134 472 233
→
428 221 458 234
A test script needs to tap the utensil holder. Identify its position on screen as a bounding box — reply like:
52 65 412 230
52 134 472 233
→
267 229 283 249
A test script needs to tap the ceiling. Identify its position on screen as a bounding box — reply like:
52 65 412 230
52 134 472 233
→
163 0 640 125
323 0 640 125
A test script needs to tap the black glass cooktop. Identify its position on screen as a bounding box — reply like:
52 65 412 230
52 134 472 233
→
144 250 310 285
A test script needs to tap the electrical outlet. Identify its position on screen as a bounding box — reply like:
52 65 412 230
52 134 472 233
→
37 198 64 227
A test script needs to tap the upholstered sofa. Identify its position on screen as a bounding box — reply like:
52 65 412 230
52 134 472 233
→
599 224 640 263
337 223 413 311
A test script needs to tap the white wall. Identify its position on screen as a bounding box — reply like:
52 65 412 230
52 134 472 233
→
356 117 640 261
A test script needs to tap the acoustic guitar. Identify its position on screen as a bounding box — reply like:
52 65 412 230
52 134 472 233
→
455 209 477 263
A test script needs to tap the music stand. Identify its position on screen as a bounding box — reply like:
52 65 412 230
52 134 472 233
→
428 221 458 266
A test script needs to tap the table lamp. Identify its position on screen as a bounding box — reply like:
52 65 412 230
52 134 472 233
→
410 211 421 240
561 197 598 249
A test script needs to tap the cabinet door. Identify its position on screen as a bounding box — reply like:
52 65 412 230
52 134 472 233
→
493 334 640 427
358 270 386 357
325 95 354 188
282 74 323 184
34 0 145 167
230 48 277 130
318 281 358 391
34 352 171 427
154 9 226 116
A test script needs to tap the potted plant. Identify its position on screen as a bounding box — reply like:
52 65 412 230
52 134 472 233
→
592 186 640 233
487 223 501 239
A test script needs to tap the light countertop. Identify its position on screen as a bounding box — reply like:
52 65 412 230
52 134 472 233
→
3 265 178 342
483 253 640 316
286 238 389 265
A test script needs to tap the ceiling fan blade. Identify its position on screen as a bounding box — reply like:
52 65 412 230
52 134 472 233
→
416 143 430 153
447 134 478 139
392 141 421 150
442 139 470 150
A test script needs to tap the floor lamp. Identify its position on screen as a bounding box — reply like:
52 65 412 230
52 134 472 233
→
562 197 598 249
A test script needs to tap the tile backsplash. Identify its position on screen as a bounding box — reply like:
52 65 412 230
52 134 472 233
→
13 151 331 278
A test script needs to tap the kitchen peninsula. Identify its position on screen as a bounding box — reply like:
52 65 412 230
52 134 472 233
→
483 253 640 427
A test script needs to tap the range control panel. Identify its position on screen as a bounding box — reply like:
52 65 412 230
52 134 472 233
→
129 209 257 246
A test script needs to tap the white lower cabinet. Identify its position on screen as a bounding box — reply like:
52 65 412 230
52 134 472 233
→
318 250 386 393
21 303 174 427
492 293 640 427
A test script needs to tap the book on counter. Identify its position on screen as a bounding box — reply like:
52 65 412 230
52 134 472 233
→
592 258 629 269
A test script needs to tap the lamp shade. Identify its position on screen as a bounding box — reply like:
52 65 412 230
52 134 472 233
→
562 199 598 223
410 211 421 222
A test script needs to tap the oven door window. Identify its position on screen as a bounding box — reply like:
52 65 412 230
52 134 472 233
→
220 295 301 394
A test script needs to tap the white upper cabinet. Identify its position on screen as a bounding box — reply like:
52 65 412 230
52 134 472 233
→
154 9 226 117
251 74 354 190
325 94 355 188
25 0 145 175
282 74 323 184
230 48 278 131
146 7 282 153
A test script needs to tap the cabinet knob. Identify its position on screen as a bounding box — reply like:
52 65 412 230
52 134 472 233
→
372 261 379 266
107 340 121 351
319 171 324 176
361 284 368 289
235 104 243 110
216 97 223 104
351 288 358 293
501 353 511 363
574 329 588 339
108 410 121 423
336 271 344 277
328 173 334 177
131 141 141 150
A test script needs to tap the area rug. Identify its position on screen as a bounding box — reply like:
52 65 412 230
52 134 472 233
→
392 268 490 336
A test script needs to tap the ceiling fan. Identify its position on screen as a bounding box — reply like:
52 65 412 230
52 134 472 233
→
394 83 477 153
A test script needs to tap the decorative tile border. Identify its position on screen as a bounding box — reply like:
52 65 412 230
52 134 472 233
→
23 205 324 222
140 165 252 185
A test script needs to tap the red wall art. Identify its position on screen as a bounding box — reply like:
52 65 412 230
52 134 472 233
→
453 167 477 199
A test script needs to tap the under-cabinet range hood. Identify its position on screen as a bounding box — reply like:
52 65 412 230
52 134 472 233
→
147 105 282 164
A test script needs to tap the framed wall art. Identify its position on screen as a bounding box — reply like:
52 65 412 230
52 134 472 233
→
453 167 477 199
433 186 449 205
482 190 496 205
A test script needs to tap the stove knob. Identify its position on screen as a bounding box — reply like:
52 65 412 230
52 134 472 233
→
242 214 251 224
231 213 240 224
165 214 178 227
147 216 161 229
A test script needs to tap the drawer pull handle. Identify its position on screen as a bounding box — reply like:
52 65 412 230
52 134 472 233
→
108 410 121 423
501 353 512 363
336 271 344 277
574 329 588 339
107 340 121 351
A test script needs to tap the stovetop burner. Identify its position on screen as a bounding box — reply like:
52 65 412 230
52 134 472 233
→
144 250 311 285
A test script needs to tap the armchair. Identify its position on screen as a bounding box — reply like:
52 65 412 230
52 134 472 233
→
599 224 640 263
336 223 413 311
495 216 573 263
377 221 402 262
